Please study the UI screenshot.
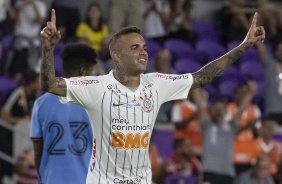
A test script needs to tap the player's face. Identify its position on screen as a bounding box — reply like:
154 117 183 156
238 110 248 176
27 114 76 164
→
210 102 227 124
118 33 148 75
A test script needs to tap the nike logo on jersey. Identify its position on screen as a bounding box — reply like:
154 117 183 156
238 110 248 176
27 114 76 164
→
113 102 127 106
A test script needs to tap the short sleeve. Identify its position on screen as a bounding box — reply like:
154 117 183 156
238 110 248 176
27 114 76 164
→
152 73 193 103
30 100 42 139
59 76 102 108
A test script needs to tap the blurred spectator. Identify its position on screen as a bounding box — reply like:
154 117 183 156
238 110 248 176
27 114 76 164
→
163 0 197 45
172 89 207 158
228 83 261 142
14 147 37 184
153 138 201 184
153 49 174 123
76 2 109 55
256 0 282 40
6 0 46 81
195 81 257 184
230 82 261 174
256 37 282 125
255 119 281 177
143 0 167 45
234 155 275 184
51 0 80 41
219 0 256 43
0 71 40 125
0 0 16 39
109 0 144 34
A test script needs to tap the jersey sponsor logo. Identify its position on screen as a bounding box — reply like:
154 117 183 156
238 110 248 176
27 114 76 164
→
111 131 149 149
70 79 99 86
140 92 153 113
112 118 130 124
155 73 189 81
113 177 141 184
111 118 152 131
113 100 141 108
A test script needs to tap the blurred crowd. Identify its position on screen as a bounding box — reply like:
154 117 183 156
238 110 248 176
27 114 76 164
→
0 0 282 183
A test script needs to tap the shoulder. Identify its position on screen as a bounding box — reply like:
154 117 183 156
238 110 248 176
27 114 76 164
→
36 93 57 104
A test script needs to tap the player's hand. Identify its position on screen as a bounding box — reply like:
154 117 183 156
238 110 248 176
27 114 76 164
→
241 12 266 50
41 9 61 49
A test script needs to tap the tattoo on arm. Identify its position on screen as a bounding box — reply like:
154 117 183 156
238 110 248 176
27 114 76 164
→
40 48 56 91
56 78 66 88
191 48 243 89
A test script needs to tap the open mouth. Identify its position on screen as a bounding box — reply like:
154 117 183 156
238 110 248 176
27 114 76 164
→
138 58 147 64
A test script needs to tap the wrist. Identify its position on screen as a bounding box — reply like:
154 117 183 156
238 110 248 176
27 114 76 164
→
239 42 252 52
42 46 55 51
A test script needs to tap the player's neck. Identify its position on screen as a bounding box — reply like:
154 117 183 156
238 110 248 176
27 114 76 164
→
113 69 140 87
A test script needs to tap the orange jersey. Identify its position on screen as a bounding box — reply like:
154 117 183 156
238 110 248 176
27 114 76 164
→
228 102 261 141
233 139 259 164
256 138 281 175
234 138 281 174
172 100 202 156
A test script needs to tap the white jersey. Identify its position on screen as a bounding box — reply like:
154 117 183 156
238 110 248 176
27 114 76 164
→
61 71 193 184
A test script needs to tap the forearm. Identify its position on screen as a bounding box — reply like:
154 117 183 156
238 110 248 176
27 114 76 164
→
40 48 56 91
34 151 42 173
191 44 247 89
235 91 255 121
33 141 43 173
0 111 24 124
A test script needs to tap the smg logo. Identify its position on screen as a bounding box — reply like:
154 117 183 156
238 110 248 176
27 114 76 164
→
111 132 149 149
70 79 99 86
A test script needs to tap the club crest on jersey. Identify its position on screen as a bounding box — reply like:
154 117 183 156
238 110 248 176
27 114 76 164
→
140 92 153 113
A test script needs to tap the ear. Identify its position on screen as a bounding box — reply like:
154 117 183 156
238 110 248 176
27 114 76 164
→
80 67 86 76
111 51 120 66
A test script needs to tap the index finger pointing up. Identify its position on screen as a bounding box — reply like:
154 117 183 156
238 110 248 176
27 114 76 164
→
251 12 258 28
51 9 56 25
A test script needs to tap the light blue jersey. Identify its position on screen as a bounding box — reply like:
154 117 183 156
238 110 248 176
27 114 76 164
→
30 93 93 184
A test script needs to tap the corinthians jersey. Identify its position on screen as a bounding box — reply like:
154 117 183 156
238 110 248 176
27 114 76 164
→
61 71 193 184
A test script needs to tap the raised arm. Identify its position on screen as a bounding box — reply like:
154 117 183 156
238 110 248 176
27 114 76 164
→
191 12 265 89
234 80 257 124
40 9 66 96
191 88 209 123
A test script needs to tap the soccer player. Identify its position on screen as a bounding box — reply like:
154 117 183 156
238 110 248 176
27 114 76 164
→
39 9 265 183
30 43 97 183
